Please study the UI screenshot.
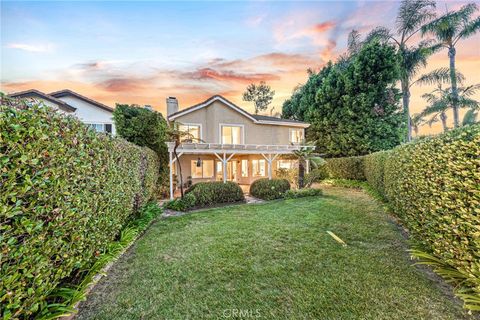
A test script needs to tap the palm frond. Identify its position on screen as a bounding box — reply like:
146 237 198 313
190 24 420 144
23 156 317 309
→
396 0 436 39
456 15 480 43
462 109 478 125
365 26 393 44
460 83 480 96
415 67 465 86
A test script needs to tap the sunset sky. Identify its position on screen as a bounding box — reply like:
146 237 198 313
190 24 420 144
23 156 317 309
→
1 0 479 135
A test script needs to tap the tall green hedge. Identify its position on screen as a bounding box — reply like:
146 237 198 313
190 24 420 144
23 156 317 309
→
325 156 365 180
0 103 160 318
324 124 480 310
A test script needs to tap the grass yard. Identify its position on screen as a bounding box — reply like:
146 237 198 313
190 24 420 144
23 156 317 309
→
76 186 466 319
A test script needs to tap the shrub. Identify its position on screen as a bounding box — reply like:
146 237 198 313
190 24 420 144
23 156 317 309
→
185 181 244 207
363 151 389 199
275 167 298 189
327 125 480 310
0 102 160 318
325 156 365 180
284 188 322 199
113 104 169 193
164 193 197 212
305 166 328 187
250 178 291 200
380 125 480 310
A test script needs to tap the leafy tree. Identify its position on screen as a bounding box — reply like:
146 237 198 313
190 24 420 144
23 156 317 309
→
309 41 405 157
366 0 439 141
421 2 480 127
242 81 275 114
113 104 169 190
282 64 334 121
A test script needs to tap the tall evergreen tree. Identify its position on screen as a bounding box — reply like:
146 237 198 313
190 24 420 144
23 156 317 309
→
309 41 405 157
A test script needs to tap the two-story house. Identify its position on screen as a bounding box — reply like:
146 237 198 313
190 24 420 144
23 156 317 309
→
9 89 116 134
166 95 313 199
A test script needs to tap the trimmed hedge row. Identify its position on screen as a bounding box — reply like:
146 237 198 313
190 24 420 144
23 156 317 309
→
185 181 245 207
325 156 365 180
0 103 160 318
325 124 480 310
250 178 290 200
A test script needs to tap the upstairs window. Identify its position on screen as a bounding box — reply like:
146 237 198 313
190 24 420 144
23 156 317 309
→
221 125 242 144
289 128 304 144
179 124 201 142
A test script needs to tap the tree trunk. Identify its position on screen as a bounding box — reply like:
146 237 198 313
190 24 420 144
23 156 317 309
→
298 159 305 189
448 46 460 128
401 78 412 141
440 112 448 132
173 144 184 198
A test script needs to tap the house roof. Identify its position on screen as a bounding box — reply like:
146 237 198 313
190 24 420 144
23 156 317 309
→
168 95 309 128
49 89 114 112
8 89 77 112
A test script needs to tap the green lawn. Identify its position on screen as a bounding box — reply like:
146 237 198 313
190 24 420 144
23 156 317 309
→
77 186 466 319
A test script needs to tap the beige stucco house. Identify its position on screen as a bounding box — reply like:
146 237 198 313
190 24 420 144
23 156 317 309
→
166 95 313 199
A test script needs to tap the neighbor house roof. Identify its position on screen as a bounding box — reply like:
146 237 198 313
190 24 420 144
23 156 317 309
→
168 95 309 128
8 89 77 112
50 89 114 112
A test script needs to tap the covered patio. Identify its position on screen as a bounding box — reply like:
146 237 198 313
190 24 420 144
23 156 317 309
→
166 142 315 199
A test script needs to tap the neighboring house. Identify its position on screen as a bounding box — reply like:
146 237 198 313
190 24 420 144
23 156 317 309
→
9 89 116 134
166 95 313 199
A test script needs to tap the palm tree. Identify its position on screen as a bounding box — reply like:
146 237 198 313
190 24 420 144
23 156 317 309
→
421 3 480 127
365 0 438 141
166 122 203 198
462 109 478 126
293 143 323 189
420 82 480 132
410 113 426 136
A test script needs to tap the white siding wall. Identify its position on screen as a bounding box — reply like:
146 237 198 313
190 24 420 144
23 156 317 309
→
56 96 116 134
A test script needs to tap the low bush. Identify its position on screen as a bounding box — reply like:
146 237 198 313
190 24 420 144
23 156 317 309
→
0 100 160 319
284 188 322 199
305 167 328 187
325 156 365 180
250 178 290 200
164 193 196 212
185 181 244 207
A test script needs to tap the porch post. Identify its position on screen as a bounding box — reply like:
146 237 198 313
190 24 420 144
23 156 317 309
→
222 152 227 183
262 153 279 180
169 151 174 200
306 159 310 174
267 154 272 180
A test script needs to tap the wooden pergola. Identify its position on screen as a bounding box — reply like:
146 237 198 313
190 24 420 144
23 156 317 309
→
167 142 315 199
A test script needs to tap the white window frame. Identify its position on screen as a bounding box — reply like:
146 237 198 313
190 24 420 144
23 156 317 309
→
289 128 304 144
219 123 245 144
85 122 113 133
252 159 266 177
241 159 248 177
178 123 203 141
